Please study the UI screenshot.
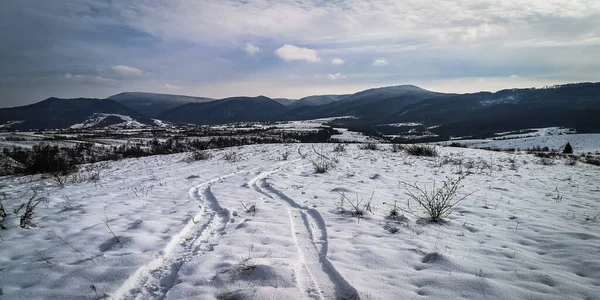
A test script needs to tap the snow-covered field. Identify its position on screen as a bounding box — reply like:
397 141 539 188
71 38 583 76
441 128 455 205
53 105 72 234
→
1 144 600 299
442 127 600 153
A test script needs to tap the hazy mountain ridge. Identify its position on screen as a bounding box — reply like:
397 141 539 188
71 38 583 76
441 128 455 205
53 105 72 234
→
158 96 288 125
109 92 214 117
381 82 600 139
0 97 152 131
288 94 350 109
2 82 600 140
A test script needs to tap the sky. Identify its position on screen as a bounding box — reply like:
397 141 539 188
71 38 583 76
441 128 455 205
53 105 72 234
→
1 0 599 107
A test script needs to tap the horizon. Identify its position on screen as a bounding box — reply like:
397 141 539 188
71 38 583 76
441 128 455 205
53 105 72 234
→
2 1 599 108
3 80 597 108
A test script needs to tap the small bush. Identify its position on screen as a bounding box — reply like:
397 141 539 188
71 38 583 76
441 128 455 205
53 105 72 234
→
222 151 241 163
537 157 555 166
185 150 212 162
338 193 374 220
333 144 346 153
401 175 473 222
583 155 600 166
405 145 438 157
311 145 335 173
311 157 334 173
391 143 404 153
359 142 379 150
241 202 256 215
18 189 46 229
281 148 290 161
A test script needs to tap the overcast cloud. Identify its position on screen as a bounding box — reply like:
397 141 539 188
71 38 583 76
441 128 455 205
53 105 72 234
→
1 0 599 107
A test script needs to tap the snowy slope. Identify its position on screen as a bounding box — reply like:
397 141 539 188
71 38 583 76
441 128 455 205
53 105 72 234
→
69 113 160 130
1 144 599 299
443 127 600 153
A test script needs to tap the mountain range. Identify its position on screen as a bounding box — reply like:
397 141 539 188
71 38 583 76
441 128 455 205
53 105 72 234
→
1 82 600 141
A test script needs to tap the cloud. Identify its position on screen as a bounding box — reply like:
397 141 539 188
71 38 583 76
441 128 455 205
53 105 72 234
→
244 43 260 56
275 45 320 63
162 83 181 89
109 65 146 78
327 73 347 80
64 73 117 86
3 0 600 107
331 58 344 65
89 0 600 49
461 24 507 42
373 59 389 66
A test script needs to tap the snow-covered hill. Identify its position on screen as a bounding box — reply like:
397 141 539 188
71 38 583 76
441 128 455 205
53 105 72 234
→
70 113 146 129
442 127 600 153
1 144 599 299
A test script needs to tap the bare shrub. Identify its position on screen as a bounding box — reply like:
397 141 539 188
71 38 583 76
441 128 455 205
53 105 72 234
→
185 150 212 162
19 189 47 229
537 157 555 166
102 216 123 248
222 150 241 163
338 192 374 221
359 142 379 151
391 143 404 153
401 175 473 222
81 162 108 182
311 145 335 173
405 145 438 157
383 200 404 221
311 156 334 173
240 202 256 215
508 157 519 171
280 148 290 161
583 155 600 166
333 144 346 153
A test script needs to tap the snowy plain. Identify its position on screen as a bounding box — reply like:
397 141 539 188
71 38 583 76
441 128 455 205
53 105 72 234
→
1 144 599 299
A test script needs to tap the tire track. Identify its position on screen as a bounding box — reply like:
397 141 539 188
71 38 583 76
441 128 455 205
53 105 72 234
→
113 168 250 300
114 154 300 300
249 169 361 300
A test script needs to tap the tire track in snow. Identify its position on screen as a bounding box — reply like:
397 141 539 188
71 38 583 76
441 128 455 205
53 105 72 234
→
113 168 251 300
113 156 300 300
249 169 361 300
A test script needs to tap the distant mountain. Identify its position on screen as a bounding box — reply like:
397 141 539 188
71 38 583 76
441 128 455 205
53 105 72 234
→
158 96 288 125
273 98 297 106
3 82 600 138
288 94 349 109
282 85 448 121
0 97 151 130
109 92 214 117
377 82 600 139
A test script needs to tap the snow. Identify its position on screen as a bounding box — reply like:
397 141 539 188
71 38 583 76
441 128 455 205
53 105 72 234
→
1 144 600 299
333 128 379 143
151 119 174 128
0 121 25 129
376 122 423 127
480 94 518 106
277 117 354 130
70 114 146 129
443 127 600 153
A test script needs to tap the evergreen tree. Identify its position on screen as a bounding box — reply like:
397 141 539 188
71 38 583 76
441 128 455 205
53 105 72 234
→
563 142 573 154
